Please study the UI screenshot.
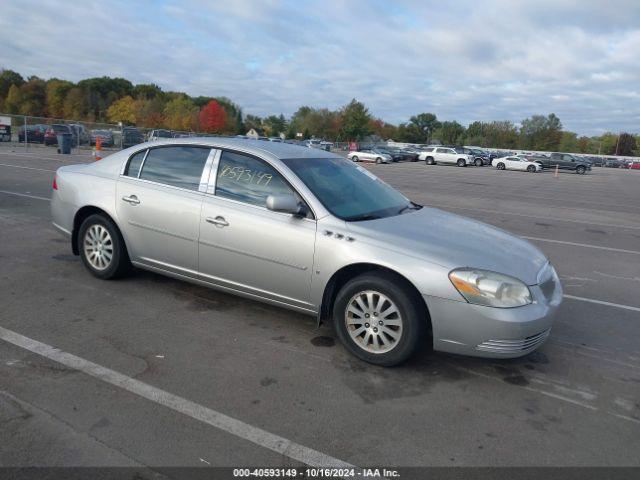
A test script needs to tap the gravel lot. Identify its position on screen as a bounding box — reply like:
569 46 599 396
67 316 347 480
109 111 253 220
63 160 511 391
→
1 147 639 473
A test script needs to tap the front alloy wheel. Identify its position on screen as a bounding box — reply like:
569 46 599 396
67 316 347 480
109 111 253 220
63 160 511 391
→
333 273 426 366
345 290 403 354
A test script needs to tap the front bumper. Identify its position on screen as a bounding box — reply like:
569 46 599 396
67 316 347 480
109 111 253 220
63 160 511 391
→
425 281 562 358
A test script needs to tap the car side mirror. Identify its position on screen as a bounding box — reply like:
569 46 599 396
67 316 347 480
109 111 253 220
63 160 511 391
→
266 194 305 217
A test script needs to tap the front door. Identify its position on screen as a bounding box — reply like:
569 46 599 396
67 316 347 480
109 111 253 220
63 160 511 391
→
116 145 213 276
198 150 317 310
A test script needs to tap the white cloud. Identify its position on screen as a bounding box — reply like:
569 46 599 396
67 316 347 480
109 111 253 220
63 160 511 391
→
0 0 638 135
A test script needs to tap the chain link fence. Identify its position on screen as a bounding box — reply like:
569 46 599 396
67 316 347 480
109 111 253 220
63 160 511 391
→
0 113 225 154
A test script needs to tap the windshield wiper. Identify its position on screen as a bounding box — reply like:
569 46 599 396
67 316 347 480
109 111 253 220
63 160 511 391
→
398 202 422 215
345 213 383 222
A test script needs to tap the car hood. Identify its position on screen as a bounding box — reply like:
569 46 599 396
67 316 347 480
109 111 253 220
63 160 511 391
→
345 207 548 285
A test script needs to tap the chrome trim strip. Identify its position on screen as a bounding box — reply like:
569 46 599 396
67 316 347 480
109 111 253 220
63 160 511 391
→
199 238 308 271
136 148 150 178
198 148 217 193
127 220 195 242
206 149 222 194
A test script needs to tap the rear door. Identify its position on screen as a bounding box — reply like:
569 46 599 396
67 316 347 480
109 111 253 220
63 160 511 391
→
116 145 214 277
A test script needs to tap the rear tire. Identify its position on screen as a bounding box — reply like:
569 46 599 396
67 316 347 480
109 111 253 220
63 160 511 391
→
375 157 382 164
457 159 466 167
474 158 483 167
333 273 426 366
78 214 131 280
425 156 435 165
351 155 359 162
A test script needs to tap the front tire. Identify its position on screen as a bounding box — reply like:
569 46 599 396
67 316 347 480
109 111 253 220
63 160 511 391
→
527 164 536 173
351 156 359 162
375 157 382 164
425 156 435 165
497 162 506 170
78 214 131 279
457 159 466 167
474 158 483 167
576 165 586 174
333 273 426 366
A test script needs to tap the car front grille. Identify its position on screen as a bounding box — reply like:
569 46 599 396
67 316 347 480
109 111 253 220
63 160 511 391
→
476 329 550 354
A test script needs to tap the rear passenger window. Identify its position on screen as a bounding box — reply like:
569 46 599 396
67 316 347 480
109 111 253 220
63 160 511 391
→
125 149 146 177
215 151 295 207
139 146 211 190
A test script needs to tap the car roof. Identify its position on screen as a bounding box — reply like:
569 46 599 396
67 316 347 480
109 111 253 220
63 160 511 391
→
131 137 338 160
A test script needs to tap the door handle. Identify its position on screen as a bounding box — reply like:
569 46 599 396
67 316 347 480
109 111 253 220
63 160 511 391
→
206 216 229 227
122 195 140 205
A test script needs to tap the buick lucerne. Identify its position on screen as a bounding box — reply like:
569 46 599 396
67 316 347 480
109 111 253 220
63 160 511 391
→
51 139 562 366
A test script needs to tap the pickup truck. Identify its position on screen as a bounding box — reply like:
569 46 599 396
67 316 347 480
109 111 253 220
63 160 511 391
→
528 153 592 174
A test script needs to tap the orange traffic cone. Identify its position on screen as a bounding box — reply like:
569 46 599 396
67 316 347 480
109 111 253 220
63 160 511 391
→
95 136 102 161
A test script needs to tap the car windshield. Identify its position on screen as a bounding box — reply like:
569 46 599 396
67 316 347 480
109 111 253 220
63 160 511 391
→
281 157 415 221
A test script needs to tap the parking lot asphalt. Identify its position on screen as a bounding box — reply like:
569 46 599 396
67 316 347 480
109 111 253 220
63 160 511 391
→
1 148 639 470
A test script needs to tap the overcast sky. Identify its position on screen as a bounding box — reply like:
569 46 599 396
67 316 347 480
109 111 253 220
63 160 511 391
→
1 0 639 135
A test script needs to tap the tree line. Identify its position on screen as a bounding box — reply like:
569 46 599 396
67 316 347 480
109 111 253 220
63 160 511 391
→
0 68 637 155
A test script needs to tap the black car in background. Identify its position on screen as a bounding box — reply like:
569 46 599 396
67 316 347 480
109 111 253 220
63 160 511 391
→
122 127 144 148
18 124 48 143
530 152 592 174
44 124 73 146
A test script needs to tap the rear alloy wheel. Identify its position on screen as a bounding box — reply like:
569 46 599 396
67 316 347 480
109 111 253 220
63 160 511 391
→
474 158 483 167
527 164 536 173
351 155 359 162
457 159 466 167
426 156 435 165
497 162 506 170
333 273 426 366
576 165 586 174
79 214 131 279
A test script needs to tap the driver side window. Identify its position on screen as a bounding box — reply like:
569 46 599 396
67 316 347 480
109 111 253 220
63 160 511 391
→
215 151 295 208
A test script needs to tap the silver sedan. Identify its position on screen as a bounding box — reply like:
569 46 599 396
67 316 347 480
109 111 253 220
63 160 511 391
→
51 138 562 366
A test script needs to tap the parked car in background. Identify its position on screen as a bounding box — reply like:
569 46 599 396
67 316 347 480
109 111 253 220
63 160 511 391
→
494 156 542 173
0 116 11 142
462 147 490 166
420 146 474 167
347 148 392 164
268 137 284 143
148 129 174 141
603 158 622 168
90 129 114 147
384 146 416 162
44 124 74 146
630 161 640 170
18 124 48 143
399 147 422 161
69 124 90 145
121 127 144 148
533 152 592 174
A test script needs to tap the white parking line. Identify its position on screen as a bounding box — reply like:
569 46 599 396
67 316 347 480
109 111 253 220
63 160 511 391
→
0 190 50 201
522 236 640 255
0 163 55 172
563 295 640 313
0 326 356 469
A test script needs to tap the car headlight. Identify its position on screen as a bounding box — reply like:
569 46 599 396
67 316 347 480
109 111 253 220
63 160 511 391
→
449 268 532 308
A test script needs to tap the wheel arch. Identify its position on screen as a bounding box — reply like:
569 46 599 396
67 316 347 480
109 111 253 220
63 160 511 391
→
71 205 123 255
317 262 432 333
